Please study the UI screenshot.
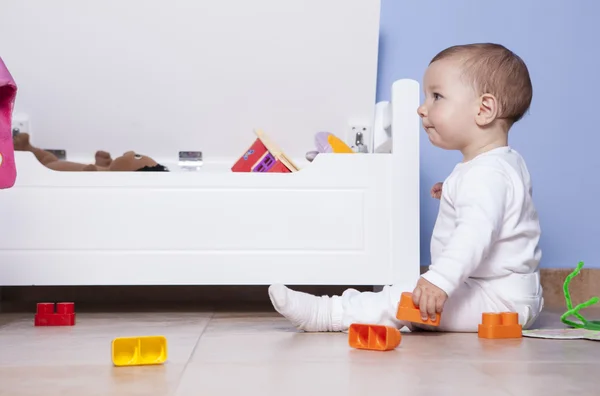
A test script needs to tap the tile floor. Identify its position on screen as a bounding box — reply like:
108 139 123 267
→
0 307 598 396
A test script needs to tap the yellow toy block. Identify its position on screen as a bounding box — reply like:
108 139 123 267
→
327 134 354 153
111 335 168 367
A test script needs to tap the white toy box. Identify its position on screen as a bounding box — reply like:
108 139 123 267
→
0 0 420 287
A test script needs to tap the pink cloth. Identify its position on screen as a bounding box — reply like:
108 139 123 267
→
0 57 17 189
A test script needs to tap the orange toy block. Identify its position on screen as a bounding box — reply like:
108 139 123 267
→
478 312 522 339
395 292 441 326
348 324 401 351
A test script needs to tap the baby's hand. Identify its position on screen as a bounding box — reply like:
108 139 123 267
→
412 277 448 322
430 182 443 199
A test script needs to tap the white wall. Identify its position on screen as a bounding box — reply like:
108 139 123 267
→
0 0 381 162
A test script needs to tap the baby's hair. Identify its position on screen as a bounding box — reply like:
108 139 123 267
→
431 43 532 125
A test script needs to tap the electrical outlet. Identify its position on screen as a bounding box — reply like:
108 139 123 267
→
348 123 371 153
11 112 30 137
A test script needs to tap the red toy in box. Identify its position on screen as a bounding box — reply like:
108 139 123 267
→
232 129 298 173
267 161 291 173
231 138 270 172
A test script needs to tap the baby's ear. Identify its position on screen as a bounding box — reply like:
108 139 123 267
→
475 93 498 127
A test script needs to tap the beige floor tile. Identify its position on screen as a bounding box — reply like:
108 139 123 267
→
0 312 210 396
476 362 597 395
0 312 210 367
204 311 296 335
0 313 15 328
0 364 184 396
0 312 212 336
191 330 361 364
176 361 513 396
190 324 599 366
180 311 600 395
396 331 598 363
1 308 599 395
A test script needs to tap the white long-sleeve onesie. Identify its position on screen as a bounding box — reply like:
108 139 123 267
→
330 146 544 332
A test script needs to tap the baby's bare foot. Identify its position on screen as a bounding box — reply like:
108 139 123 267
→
95 150 112 167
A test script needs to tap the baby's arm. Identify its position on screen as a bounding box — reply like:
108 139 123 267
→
421 165 510 297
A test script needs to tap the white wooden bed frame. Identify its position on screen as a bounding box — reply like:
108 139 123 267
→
0 0 421 287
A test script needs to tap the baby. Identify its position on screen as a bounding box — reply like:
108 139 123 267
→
268 43 544 333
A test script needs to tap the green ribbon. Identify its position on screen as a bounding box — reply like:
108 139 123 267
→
560 261 600 331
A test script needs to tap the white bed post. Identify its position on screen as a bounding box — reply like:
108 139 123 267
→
390 79 421 285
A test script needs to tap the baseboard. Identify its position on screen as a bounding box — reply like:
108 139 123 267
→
0 268 597 312
540 267 600 309
0 285 374 312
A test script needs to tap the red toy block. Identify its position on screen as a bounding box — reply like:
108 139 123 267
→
266 160 291 173
231 131 298 173
478 312 522 339
34 302 76 326
348 323 401 351
231 138 269 172
395 292 441 326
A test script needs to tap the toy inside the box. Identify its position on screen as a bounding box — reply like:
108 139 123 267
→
0 56 17 189
232 129 300 173
13 132 169 172
232 130 356 173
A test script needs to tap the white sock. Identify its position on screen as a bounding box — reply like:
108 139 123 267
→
268 284 343 332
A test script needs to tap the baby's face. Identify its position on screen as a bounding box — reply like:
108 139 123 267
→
417 58 479 151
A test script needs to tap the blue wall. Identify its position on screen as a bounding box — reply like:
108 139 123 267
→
376 0 599 268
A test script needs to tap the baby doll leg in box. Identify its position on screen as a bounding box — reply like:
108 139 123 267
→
43 160 99 172
95 150 112 167
13 132 111 171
